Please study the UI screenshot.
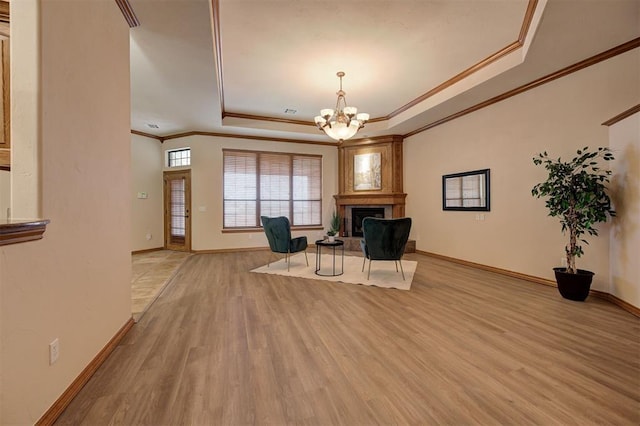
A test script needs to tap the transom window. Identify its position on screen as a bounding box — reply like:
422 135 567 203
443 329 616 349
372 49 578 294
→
223 149 322 228
167 148 191 167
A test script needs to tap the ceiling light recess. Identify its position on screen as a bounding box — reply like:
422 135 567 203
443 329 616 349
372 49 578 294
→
314 71 369 142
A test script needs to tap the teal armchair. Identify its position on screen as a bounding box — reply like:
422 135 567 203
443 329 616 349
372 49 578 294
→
261 216 309 271
360 217 412 280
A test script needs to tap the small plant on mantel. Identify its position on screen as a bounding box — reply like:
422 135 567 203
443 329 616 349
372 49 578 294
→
326 211 341 240
531 146 615 301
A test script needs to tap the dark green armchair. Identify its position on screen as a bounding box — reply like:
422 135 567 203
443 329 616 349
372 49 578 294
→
360 217 412 280
261 216 309 271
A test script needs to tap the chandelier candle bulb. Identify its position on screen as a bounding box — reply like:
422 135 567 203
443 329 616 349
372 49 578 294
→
315 71 369 143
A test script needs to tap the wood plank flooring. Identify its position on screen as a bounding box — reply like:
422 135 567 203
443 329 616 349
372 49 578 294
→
131 250 191 322
56 251 640 425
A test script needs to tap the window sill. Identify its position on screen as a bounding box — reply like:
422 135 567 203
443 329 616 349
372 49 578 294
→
222 225 323 234
0 219 50 246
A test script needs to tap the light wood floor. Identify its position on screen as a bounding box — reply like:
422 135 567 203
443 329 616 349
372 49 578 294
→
56 251 639 425
131 250 191 322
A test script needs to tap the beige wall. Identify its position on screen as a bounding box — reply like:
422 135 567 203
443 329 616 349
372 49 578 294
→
131 134 163 251
405 49 639 300
0 169 8 218
161 135 338 250
0 1 132 424
10 0 41 218
609 111 640 307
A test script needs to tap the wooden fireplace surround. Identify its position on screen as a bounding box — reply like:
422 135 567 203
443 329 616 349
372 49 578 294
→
333 135 407 236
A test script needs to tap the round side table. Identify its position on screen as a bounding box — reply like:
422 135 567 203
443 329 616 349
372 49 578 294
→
315 239 345 276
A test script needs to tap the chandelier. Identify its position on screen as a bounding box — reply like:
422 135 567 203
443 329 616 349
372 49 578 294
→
314 71 369 142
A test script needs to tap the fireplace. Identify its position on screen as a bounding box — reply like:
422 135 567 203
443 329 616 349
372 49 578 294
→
334 135 407 237
352 207 385 237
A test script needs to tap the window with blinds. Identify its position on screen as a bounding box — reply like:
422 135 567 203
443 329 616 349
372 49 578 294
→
223 150 322 228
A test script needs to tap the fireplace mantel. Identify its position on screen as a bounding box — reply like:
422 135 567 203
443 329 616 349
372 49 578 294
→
333 192 407 217
333 135 407 235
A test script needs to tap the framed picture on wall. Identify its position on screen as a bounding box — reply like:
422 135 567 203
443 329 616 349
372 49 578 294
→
442 169 490 211
353 152 381 191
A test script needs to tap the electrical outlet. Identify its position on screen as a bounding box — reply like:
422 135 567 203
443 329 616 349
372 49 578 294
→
49 338 59 365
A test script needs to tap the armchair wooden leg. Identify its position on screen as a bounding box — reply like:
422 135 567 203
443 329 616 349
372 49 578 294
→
395 260 399 272
362 256 366 272
304 250 309 266
399 259 405 280
367 260 372 280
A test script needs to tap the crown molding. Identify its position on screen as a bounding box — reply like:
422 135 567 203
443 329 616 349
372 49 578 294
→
405 37 640 138
131 129 163 141
132 37 639 145
602 104 640 126
388 0 540 120
214 0 541 127
223 111 314 127
133 8 637 145
160 130 337 147
115 0 140 28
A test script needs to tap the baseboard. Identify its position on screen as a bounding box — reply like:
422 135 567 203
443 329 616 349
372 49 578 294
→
417 250 557 287
416 250 639 318
131 247 164 254
193 246 271 254
590 290 640 317
193 245 336 254
36 317 135 425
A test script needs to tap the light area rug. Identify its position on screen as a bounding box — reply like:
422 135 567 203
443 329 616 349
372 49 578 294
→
251 252 416 290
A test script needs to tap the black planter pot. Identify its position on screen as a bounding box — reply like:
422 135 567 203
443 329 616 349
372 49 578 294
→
553 267 595 301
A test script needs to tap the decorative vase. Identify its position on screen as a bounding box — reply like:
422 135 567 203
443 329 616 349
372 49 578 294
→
328 235 335 242
553 267 595 301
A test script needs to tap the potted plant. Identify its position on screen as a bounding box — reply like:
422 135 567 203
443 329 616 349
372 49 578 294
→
327 211 341 242
531 146 615 301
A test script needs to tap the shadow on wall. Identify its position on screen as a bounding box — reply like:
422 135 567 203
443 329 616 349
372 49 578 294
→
610 143 639 278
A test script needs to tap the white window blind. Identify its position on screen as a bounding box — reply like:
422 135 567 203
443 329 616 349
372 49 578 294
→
445 175 485 207
293 155 321 225
223 150 322 228
223 151 257 228
260 153 291 219
462 175 484 207
170 179 186 238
